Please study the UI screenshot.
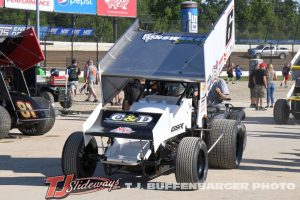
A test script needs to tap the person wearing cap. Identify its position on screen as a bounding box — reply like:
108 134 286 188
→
66 59 81 98
253 62 267 110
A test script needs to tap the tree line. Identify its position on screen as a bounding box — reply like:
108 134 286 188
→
0 0 300 42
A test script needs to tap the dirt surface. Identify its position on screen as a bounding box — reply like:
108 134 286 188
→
0 81 299 200
41 51 294 71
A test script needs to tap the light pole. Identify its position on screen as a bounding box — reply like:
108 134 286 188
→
36 0 40 42
36 0 40 68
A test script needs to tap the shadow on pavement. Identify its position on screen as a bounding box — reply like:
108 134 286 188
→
240 153 300 173
244 116 299 125
248 130 300 140
0 156 61 186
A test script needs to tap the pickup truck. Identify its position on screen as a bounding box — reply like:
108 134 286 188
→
248 45 290 59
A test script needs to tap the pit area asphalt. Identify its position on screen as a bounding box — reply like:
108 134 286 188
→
0 81 299 200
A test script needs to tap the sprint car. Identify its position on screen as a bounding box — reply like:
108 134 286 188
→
62 0 246 184
0 28 55 138
274 55 300 124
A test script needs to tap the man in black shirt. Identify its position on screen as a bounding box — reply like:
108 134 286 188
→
67 59 81 98
253 63 267 110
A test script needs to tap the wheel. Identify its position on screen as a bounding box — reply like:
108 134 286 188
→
291 101 300 120
238 124 247 150
40 91 54 103
255 53 262 59
207 119 245 169
175 137 208 183
273 99 290 124
18 103 55 136
279 53 286 59
62 132 98 178
0 106 11 139
230 109 246 122
59 95 74 109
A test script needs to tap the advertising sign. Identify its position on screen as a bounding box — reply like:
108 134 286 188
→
97 0 137 18
0 0 3 7
0 25 94 38
4 0 53 12
54 0 97 15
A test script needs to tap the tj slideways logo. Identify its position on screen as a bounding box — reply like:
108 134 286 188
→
45 174 120 199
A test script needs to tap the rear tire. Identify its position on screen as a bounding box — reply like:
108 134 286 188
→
175 137 208 183
230 110 246 122
207 119 245 169
62 132 98 178
40 91 54 103
279 53 286 59
18 104 55 136
256 53 262 59
273 99 290 124
0 106 11 139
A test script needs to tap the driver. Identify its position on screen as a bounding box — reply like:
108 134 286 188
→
207 77 230 104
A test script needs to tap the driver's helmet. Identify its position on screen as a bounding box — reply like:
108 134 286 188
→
165 83 185 96
50 68 60 77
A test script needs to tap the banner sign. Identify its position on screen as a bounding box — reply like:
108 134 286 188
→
49 27 94 36
97 0 137 18
0 0 3 7
54 0 97 15
4 0 53 12
0 25 94 38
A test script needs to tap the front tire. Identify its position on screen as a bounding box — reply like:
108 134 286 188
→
0 106 11 139
62 132 98 178
59 95 74 109
207 119 245 169
175 137 208 183
273 99 290 124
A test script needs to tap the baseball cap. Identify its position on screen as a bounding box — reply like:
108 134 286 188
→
260 63 267 68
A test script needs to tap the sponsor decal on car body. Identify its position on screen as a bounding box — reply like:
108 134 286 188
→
171 123 184 132
110 127 135 134
104 113 153 126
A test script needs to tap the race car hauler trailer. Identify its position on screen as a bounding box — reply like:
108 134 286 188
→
62 0 247 184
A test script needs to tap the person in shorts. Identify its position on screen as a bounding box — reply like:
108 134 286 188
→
248 64 259 108
226 63 235 84
280 63 291 88
253 63 267 110
66 59 81 98
84 59 98 102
